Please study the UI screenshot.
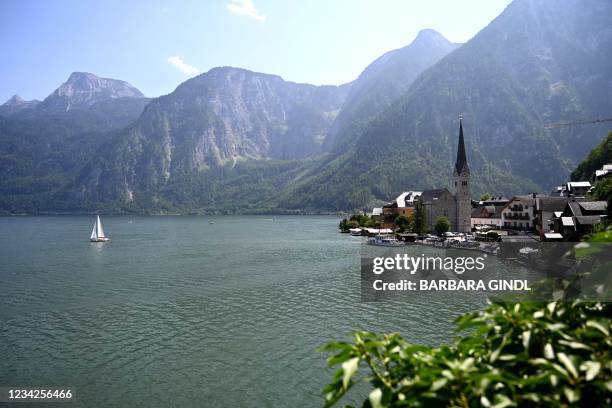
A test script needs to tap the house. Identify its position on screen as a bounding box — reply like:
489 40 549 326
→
535 196 572 237
380 191 422 228
566 181 591 197
552 200 608 240
594 164 612 184
471 205 503 229
550 185 568 197
501 195 539 230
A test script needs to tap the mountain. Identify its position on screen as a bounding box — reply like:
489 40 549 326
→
325 29 459 149
271 0 612 211
3 0 612 214
36 72 144 113
0 94 40 116
0 73 150 213
54 67 350 212
56 32 458 213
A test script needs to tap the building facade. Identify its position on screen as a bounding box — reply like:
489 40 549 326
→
420 188 457 231
501 195 537 230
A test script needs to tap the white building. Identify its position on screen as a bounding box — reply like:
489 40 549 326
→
501 195 538 230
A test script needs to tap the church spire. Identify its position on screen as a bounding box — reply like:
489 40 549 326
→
455 119 469 175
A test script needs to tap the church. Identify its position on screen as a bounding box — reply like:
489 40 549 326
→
419 120 471 232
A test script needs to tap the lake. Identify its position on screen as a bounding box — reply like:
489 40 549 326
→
0 216 486 407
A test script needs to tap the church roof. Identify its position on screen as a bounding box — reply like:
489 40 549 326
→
420 188 453 203
455 120 469 175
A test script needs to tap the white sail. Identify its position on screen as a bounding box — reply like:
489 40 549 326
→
96 215 106 238
90 222 97 240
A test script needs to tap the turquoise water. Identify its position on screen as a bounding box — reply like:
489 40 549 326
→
0 216 485 407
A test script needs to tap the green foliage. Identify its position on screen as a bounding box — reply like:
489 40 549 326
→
350 213 377 228
434 216 451 236
339 219 349 232
571 132 612 181
413 201 427 235
321 300 610 408
346 220 360 230
395 215 412 233
591 178 612 222
480 193 492 201
592 178 612 203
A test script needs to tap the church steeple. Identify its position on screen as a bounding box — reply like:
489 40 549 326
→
453 118 471 233
455 119 469 175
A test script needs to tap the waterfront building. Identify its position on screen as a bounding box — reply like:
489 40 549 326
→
420 188 457 231
381 191 421 228
501 195 540 230
535 196 572 236
471 205 503 229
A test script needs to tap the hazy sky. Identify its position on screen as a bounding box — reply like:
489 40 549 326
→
0 0 513 102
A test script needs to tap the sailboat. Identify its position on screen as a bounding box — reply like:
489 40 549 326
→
90 215 110 242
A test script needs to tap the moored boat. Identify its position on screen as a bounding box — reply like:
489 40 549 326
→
367 235 404 247
349 228 363 236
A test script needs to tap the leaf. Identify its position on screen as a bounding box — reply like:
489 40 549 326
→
580 361 601 381
431 378 447 391
563 387 580 403
556 353 578 379
491 394 515 408
369 388 383 408
341 357 359 390
558 340 591 350
586 320 609 336
521 330 531 350
544 343 554 360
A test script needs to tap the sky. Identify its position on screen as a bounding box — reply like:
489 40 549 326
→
0 0 513 102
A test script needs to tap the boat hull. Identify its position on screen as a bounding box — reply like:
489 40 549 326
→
90 238 110 242
367 242 404 247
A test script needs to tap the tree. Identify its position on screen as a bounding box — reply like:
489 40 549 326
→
571 131 612 181
592 178 612 222
413 200 427 235
480 193 492 201
346 220 359 229
434 215 451 236
350 213 377 228
338 218 349 232
394 215 411 232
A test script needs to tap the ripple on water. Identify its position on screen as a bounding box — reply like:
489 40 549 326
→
0 216 485 407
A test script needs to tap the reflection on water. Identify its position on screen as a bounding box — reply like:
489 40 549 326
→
0 216 485 407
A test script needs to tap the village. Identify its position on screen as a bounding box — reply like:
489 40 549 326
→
339 120 610 246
